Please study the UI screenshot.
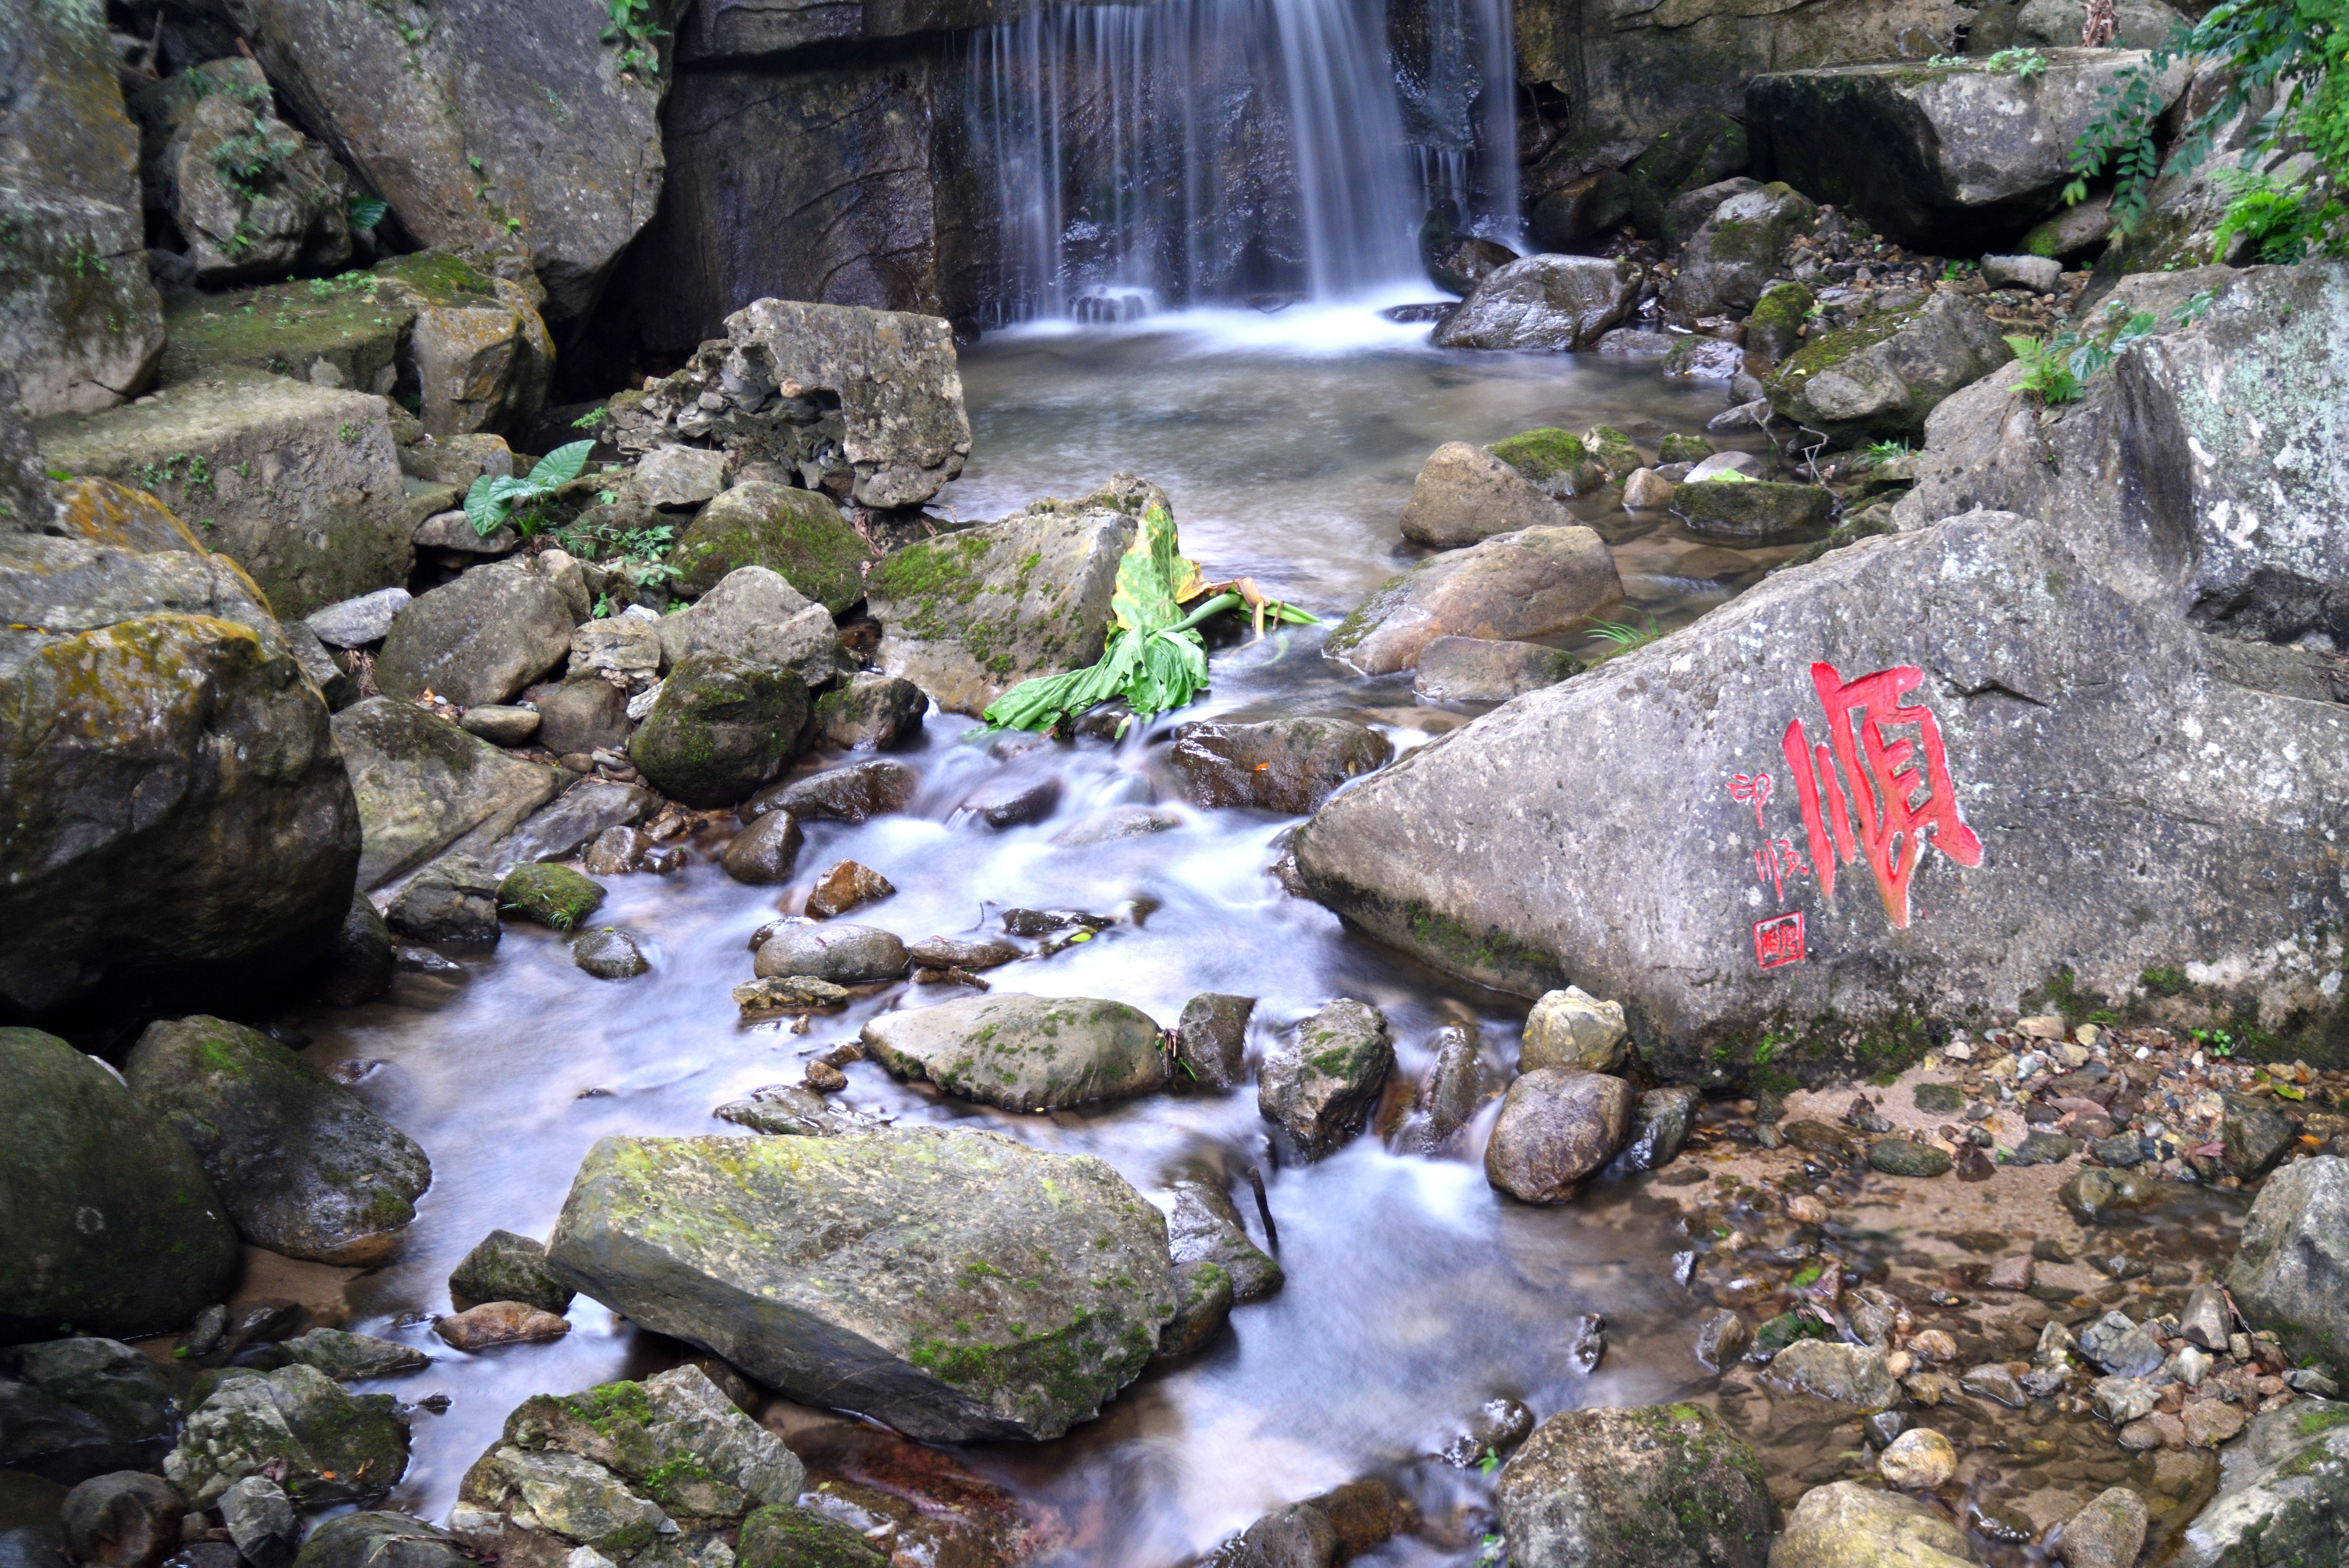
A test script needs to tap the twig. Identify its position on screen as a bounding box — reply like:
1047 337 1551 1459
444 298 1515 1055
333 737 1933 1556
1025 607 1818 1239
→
1246 1165 1279 1254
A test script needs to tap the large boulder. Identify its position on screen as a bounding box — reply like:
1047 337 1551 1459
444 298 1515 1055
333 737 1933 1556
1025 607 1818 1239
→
0 526 360 1012
127 1015 431 1265
0 1343 176 1491
610 298 971 508
1769 1481 1977 1568
866 484 1141 716
1497 1404 1773 1568
2174 1400 2349 1568
1324 526 1622 676
655 567 841 692
1748 51 2189 251
222 0 666 319
375 565 576 707
861 994 1168 1111
2225 1156 2349 1368
544 1128 1174 1441
1433 255 1642 352
1765 292 2012 447
0 1033 237 1343
1398 442 1578 548
36 373 410 618
1168 718 1394 814
330 698 562 888
1483 1069 1633 1203
292 1514 468 1568
1664 183 1819 319
1259 1000 1393 1158
164 1364 409 1507
669 483 868 609
0 0 167 416
159 82 349 286
629 652 811 808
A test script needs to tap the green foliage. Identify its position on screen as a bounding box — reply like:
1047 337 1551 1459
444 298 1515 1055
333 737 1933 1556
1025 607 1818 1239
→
571 406 610 429
1986 47 2051 78
210 117 300 198
2005 301 2165 404
602 0 668 76
1586 615 1663 658
346 193 389 232
464 440 592 536
2007 335 2081 402
1863 438 1912 459
2067 0 2349 242
2210 167 2349 260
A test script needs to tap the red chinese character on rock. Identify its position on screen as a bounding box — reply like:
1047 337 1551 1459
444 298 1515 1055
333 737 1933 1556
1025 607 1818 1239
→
1754 912 1805 968
1781 661 1983 929
1727 772 1773 832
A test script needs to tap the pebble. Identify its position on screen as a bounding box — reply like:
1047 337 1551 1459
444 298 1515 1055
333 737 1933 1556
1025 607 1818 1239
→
1869 1138 1953 1178
1959 1363 2025 1407
435 1301 571 1350
806 860 895 919
804 1060 847 1093
2182 1399 2247 1447
571 926 649 979
1878 1428 1956 1489
1909 1329 1957 1363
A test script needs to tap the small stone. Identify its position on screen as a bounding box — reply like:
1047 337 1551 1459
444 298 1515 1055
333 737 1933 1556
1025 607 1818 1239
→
497 864 605 931
2060 1165 2160 1223
1695 1310 1750 1370
805 860 894 919
570 927 648 980
2080 1311 2166 1378
1519 986 1627 1073
448 1231 575 1314
1909 1329 1957 1363
433 1301 570 1351
2092 1376 2159 1425
1770 1340 1898 1409
2090 1134 2145 1167
733 975 853 1016
803 1061 847 1093
1870 1139 1953 1178
754 922 907 984
279 1328 431 1380
1442 1397 1536 1466
2180 1283 2231 1351
1622 468 1677 510
2016 1014 2069 1040
2053 1486 2148 1568
1981 254 2064 295
61 1472 185 1568
216 1476 295 1568
1913 1083 1965 1114
1176 993 1255 1090
907 936 1021 970
1960 1363 2026 1407
2169 1345 2213 1388
722 811 803 884
1987 1256 2035 1291
306 587 413 648
1877 1428 1956 1489
457 705 540 746
2181 1399 2247 1447
1785 1195 1829 1224
2012 1131 2080 1166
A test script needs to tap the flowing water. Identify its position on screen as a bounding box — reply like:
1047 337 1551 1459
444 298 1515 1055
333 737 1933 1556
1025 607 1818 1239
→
269 321 2237 1567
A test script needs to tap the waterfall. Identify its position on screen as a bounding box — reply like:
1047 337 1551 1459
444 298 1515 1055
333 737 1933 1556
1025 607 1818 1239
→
964 0 1515 323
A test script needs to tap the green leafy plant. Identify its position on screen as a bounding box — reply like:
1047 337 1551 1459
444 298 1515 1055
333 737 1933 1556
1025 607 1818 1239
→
1863 438 1912 459
2006 336 2084 403
571 406 610 429
346 193 389 232
2005 303 2162 404
1477 1448 1501 1476
1584 615 1663 662
983 506 1315 732
465 440 592 536
602 0 668 76
2210 167 2347 261
210 117 299 197
1988 46 2051 78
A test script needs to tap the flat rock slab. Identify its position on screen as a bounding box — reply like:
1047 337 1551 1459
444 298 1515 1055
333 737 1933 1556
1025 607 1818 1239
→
333 698 562 888
1324 526 1622 676
544 1128 1174 1441
861 994 1168 1110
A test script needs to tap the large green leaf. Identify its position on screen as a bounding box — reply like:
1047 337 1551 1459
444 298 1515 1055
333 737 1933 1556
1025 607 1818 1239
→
1111 505 1188 634
529 440 595 489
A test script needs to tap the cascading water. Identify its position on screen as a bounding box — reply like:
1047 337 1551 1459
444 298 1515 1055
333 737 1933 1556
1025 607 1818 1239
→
963 0 1515 323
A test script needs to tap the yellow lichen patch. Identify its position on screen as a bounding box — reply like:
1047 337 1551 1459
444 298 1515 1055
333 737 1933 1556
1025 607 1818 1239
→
53 479 205 554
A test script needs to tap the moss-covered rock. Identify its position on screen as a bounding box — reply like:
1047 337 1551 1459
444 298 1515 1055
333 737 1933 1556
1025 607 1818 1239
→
670 483 868 610
861 993 1169 1111
738 1504 889 1568
1675 476 1834 540
1657 433 1714 465
629 651 812 808
165 1364 411 1507
544 1127 1175 1442
498 864 607 931
813 674 926 751
1259 999 1392 1159
450 1230 576 1315
1154 1261 1234 1361
1664 183 1818 317
1746 281 1816 363
1403 441 1580 545
0 1336 181 1482
125 1015 431 1266
1488 429 1604 499
1766 292 2012 446
331 697 563 889
1583 426 1642 483
1623 109 1750 238
291 1512 469 1568
1496 1403 1773 1568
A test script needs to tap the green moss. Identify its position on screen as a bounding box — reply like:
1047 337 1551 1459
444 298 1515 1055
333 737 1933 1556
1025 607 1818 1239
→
2300 1408 2349 1437
1491 428 1595 489
1773 302 1924 390
738 1505 889 1568
1657 433 1713 464
499 864 606 931
2142 967 2191 998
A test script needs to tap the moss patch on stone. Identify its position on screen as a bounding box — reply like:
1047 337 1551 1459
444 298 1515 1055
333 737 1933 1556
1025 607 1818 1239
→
499 864 606 931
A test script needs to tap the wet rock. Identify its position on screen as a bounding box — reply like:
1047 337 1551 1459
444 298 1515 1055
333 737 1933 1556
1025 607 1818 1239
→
1496 1403 1772 1568
280 1329 430 1381
2221 1094 2296 1178
1675 478 1835 541
863 994 1167 1111
1412 637 1583 703
1155 1261 1235 1361
333 698 562 888
0 1031 239 1345
1961 1363 2026 1408
2055 1487 2147 1568
1259 1000 1394 1159
290 1513 466 1568
1765 293 2013 447
2080 1311 2165 1379
1052 806 1185 846
571 928 649 980
127 1015 430 1266
387 855 503 944
1177 993 1255 1090
805 861 896 918
306 588 412 649
216 1476 296 1568
1444 1398 1536 1466
166 1364 409 1506
2226 1156 2349 1367
2092 1376 2159 1425
1324 525 1623 676
1879 1428 1957 1490
544 1127 1173 1441
2062 1167 2162 1225
1398 442 1578 548
498 864 605 932
536 680 634 760
669 483 867 611
1485 1069 1634 1204
1770 1481 1980 1568
1622 469 1678 511
867 482 1139 716
484 782 658 870
2182 1399 2247 1447
655 566 842 694
1215 1502 1339 1568
435 1303 570 1351
1617 1087 1702 1173
1696 1311 1751 1370
375 565 575 709
1405 1024 1487 1150
1770 1341 1898 1409
737 1505 887 1568
723 812 804 885
61 1472 184 1568
1490 429 1609 501
2180 1283 2232 1352
907 937 1022 971
2013 1131 2081 1167
1870 1140 1953 1178
958 774 1063 829
750 759 920 824
630 652 811 809
1432 255 1643 352
816 675 926 751
1665 184 1820 318
450 1232 577 1317
731 976 854 1018
713 1083 873 1136
1169 718 1394 814
1165 1171 1282 1302
2172 1400 2349 1568
1521 986 1629 1074
754 923 908 985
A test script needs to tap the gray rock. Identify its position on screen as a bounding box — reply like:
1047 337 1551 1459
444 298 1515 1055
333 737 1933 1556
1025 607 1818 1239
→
863 994 1167 1110
217 1476 297 1568
1617 1086 1702 1172
2054 1487 2146 1568
376 565 576 708
1177 993 1256 1090
1432 255 1643 352
713 1083 877 1137
1520 987 1629 1074
2013 1131 2081 1166
414 511 516 557
1050 806 1184 846
905 936 1022 970
2091 1375 2158 1425
283 622 358 713
1164 1169 1282 1302
0 1338 181 1484
536 679 634 761
815 674 926 751
386 855 503 944
572 927 649 980
2226 1156 2349 1368
2078 1311 2164 1377
668 482 868 610
60 1470 183 1568
1748 50 2190 251
656 566 842 693
957 773 1062 829
1696 1311 1751 1371
1766 292 2014 446
1982 254 2064 294
867 483 1141 717
1483 1069 1634 1203
1769 1481 1980 1568
1403 1024 1486 1150
723 811 804 885
317 889 395 1006
2174 1400 2349 1568
306 588 413 648
1665 183 1820 317
637 445 732 510
1676 478 1835 540
544 1128 1173 1441
127 1015 431 1266
1156 1260 1235 1362
1398 442 1578 549
476 781 658 871
1169 718 1394 814
2222 1094 2296 1177
2181 1283 2232 1352
333 698 563 889
1770 1340 1898 1409
1661 176 1763 246
1870 1140 1954 1178
0 1031 240 1344
751 759 920 824
449 1231 575 1316
1259 1000 1394 1159
291 1513 467 1568
1496 1403 1772 1568
280 1328 431 1381
754 923 908 985
630 652 811 809
567 617 664 685
1324 525 1623 676
1960 1362 2026 1407
165 1364 410 1506
1411 638 1583 703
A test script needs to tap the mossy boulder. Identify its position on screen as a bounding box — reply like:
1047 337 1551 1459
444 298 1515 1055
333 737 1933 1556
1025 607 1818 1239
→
0 1337 180 1482
629 652 811 809
1402 441 1579 546
1746 282 1816 363
544 1127 1175 1441
814 674 926 751
670 483 867 610
1582 426 1641 483
1657 433 1714 465
331 698 564 889
291 1513 469 1568
164 1364 409 1507
1259 999 1393 1160
861 993 1169 1111
159 87 349 286
738 1504 888 1568
498 864 606 931
1663 182 1818 317
1675 477 1835 540
1766 292 2013 446
2171 1401 2349 1568
1496 1403 1773 1568
655 567 843 693
449 1230 576 1315
125 1015 432 1266
1488 429 1604 499
1624 109 1750 238
1433 255 1642 352
0 1029 238 1343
